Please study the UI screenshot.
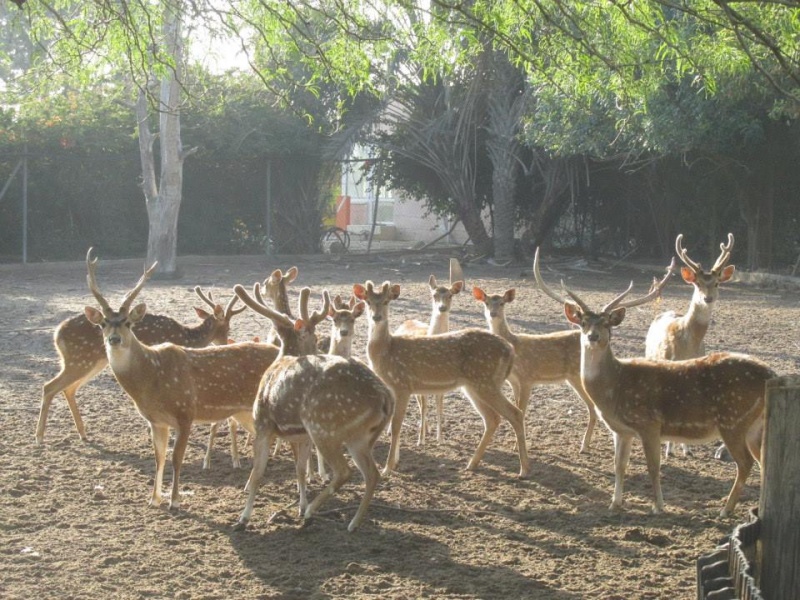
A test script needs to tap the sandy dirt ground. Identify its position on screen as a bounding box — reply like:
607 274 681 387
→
1 250 798 600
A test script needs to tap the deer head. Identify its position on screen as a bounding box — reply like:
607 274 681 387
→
84 248 158 349
675 233 735 305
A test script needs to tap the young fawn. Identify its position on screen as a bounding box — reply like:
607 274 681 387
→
535 249 774 516
472 286 598 454
354 280 530 478
645 234 736 458
232 283 394 532
83 250 279 509
37 284 246 445
393 258 465 444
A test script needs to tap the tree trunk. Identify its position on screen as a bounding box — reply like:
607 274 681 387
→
485 51 525 262
137 2 187 278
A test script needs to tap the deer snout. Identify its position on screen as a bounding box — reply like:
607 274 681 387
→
107 333 123 346
372 315 383 322
587 332 600 343
703 295 715 304
437 305 448 313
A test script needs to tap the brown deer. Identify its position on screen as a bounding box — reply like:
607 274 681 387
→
472 286 598 453
83 249 280 509
645 234 736 458
232 283 394 532
326 294 366 358
353 280 530 478
534 249 773 516
37 281 247 445
393 259 465 445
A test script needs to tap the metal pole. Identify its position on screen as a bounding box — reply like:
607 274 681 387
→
265 157 272 256
22 144 28 264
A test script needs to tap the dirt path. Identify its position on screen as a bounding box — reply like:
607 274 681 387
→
1 251 797 599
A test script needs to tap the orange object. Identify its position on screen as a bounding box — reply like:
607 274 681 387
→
335 195 351 229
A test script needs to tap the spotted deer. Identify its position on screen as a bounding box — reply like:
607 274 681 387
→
472 285 598 453
205 266 300 465
232 283 394 532
82 249 280 509
37 280 246 445
353 280 530 478
645 234 736 458
535 250 773 516
326 294 365 358
393 258 465 445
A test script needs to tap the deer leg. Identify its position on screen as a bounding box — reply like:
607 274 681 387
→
149 423 170 507
229 418 241 469
305 437 352 524
291 440 312 515
434 394 444 442
383 392 411 475
415 394 427 446
37 360 105 444
568 382 597 454
203 423 219 470
169 422 192 510
470 386 531 478
345 436 381 532
235 429 274 530
315 445 328 483
610 432 633 512
639 431 665 514
719 430 756 517
511 381 533 453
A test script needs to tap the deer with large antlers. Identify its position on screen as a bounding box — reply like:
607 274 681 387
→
393 258 465 445
645 234 736 458
37 278 247 445
232 283 394 532
534 249 773 516
354 280 530 478
82 249 280 509
472 285 600 454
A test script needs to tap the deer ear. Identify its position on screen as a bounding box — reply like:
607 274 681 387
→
429 274 437 289
129 303 148 322
504 289 516 303
564 303 582 325
195 307 211 320
294 319 306 331
85 306 104 325
213 305 225 319
285 266 299 283
352 301 365 318
719 265 735 283
609 307 626 327
472 286 485 302
389 284 401 300
681 266 697 284
451 281 464 294
353 284 367 300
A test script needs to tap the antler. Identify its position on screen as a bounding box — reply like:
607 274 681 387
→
86 247 157 315
675 234 702 272
298 287 332 329
535 246 676 314
86 248 113 315
533 247 571 305
194 287 216 309
711 233 734 272
602 257 676 312
233 283 295 329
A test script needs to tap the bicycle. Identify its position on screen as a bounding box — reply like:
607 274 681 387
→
319 225 351 254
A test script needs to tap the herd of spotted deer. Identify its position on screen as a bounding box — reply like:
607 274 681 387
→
34 234 776 532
